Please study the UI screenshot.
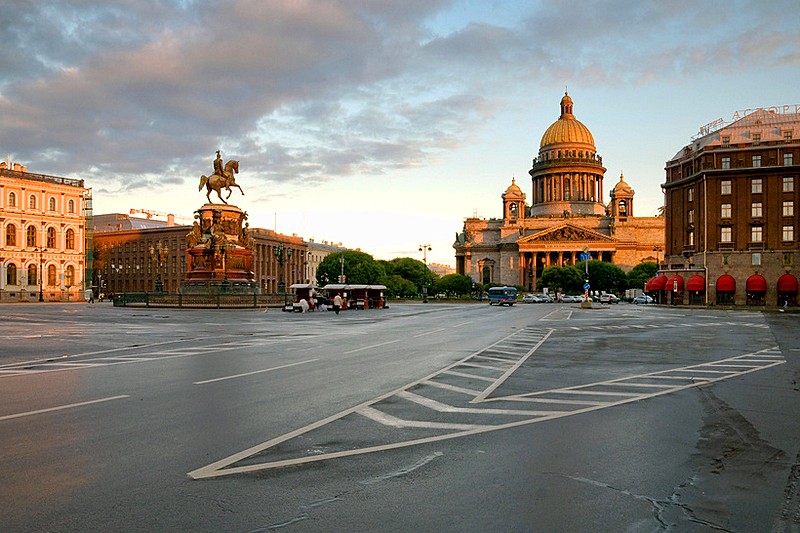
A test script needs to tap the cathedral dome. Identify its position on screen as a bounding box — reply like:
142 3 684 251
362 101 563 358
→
503 178 523 197
539 92 595 149
612 173 633 194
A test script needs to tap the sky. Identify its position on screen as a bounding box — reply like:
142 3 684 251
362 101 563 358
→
1 0 799 267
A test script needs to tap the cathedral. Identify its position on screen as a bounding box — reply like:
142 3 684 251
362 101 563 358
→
454 92 665 290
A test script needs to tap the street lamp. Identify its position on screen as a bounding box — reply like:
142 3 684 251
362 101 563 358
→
34 246 45 302
149 241 169 293
419 244 431 265
653 245 663 268
274 243 293 293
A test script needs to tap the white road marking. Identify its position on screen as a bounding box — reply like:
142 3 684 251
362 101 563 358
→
0 395 130 422
343 339 402 354
397 390 565 417
194 359 318 385
358 406 488 430
442 370 499 383
413 328 447 338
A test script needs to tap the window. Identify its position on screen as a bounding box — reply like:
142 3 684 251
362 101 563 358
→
784 201 794 217
753 133 761 144
721 203 732 218
48 197 56 211
8 192 16 207
6 264 17 286
721 180 731 195
722 136 730 148
67 199 75 213
785 131 793 142
65 229 75 249
46 227 56 248
786 153 794 167
752 155 761 167
687 230 694 246
721 157 731 169
28 195 36 209
65 265 75 287
688 209 694 224
751 178 762 194
752 253 762 266
27 264 37 285
751 202 763 218
688 188 694 202
784 177 795 192
721 227 732 243
47 264 57 286
783 226 794 241
26 226 36 247
5 224 16 246
751 226 763 242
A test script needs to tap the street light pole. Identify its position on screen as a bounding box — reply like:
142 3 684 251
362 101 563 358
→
653 245 663 269
37 247 44 302
418 244 431 265
274 243 293 293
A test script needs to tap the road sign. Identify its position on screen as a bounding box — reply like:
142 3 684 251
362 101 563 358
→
580 253 591 261
583 283 590 290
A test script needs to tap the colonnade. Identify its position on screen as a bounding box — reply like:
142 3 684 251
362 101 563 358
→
533 173 603 204
519 249 614 291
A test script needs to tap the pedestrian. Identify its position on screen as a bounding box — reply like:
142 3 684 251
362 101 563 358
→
298 298 309 313
333 293 342 315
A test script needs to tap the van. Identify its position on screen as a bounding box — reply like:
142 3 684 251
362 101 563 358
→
487 286 518 306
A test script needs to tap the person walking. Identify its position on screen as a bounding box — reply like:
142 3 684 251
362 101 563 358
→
333 293 342 315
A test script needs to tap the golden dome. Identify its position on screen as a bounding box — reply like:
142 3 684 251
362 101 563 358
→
539 92 595 148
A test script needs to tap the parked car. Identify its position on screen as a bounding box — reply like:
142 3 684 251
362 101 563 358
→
632 295 655 304
522 293 540 303
599 293 620 304
561 295 581 303
539 293 555 303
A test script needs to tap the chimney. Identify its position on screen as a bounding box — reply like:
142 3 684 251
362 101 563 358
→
167 214 175 226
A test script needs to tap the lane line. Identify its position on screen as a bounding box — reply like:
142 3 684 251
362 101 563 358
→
413 328 447 338
344 339 402 355
0 395 130 422
194 359 318 385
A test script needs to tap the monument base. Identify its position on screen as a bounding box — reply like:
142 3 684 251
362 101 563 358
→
180 280 259 296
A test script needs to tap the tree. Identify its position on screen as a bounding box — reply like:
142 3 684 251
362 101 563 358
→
433 274 473 296
539 265 583 294
316 251 386 285
585 260 627 294
381 257 437 289
627 262 658 290
384 275 417 298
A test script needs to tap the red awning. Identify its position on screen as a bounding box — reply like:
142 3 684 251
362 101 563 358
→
746 274 767 292
666 275 684 292
686 275 705 291
645 275 668 291
777 273 799 293
716 274 736 292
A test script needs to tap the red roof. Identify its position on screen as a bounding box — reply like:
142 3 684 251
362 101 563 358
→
666 275 684 292
686 275 705 291
645 275 668 291
716 274 736 292
777 273 799 293
746 274 767 292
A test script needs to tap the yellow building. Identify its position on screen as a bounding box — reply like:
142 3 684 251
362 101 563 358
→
0 160 90 301
455 92 665 290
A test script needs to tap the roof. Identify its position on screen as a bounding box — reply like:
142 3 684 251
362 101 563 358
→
539 92 596 149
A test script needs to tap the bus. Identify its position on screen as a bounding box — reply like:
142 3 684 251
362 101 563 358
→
487 286 518 306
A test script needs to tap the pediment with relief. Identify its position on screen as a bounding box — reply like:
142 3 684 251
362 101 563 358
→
518 223 616 244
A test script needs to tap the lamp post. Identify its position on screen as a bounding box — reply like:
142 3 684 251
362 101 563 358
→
653 245 663 268
418 244 432 265
35 246 45 302
274 243 293 293
149 241 169 293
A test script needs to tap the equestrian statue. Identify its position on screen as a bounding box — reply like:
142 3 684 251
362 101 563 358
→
198 150 244 204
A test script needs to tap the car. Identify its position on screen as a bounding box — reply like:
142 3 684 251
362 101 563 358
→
561 295 580 303
522 293 540 303
632 295 655 304
599 293 620 304
539 294 555 303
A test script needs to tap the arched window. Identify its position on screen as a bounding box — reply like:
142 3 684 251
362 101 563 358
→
5 224 16 246
27 264 37 285
67 199 75 213
28 194 36 209
8 192 16 207
26 226 37 247
65 228 75 249
6 264 17 286
564 178 571 200
65 265 75 287
619 200 628 216
48 197 56 211
47 227 56 248
47 264 57 287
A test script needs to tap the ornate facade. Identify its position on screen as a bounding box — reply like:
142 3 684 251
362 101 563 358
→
0 161 90 301
455 93 665 290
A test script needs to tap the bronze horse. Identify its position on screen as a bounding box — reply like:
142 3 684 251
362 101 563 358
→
198 159 243 204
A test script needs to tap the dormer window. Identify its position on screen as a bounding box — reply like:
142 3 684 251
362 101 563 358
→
752 133 761 145
722 136 730 148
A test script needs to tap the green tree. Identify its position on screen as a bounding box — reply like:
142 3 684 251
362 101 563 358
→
626 262 658 290
381 257 436 289
539 265 583 294
585 260 628 293
316 251 386 285
384 274 417 298
433 274 473 296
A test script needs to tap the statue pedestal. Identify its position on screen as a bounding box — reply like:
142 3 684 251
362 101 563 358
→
180 204 258 295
